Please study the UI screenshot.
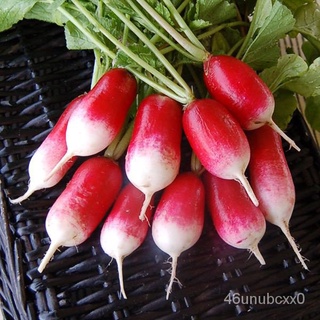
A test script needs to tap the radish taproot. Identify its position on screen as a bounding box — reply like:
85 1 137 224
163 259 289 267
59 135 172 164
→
44 68 137 182
9 95 83 204
152 172 205 299
203 171 266 265
38 156 122 273
247 125 308 270
182 98 259 206
100 183 153 299
203 55 300 151
125 94 182 220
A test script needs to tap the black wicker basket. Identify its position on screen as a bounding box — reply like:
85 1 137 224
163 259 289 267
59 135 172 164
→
1 20 320 320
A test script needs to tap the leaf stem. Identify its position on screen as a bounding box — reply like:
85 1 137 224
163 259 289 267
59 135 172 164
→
197 21 249 41
104 120 134 160
227 37 245 56
105 0 193 100
176 0 191 13
58 6 116 59
135 0 208 62
160 21 249 57
68 0 191 103
122 14 131 46
185 64 206 98
91 49 110 88
162 0 206 51
236 0 265 60
125 0 197 62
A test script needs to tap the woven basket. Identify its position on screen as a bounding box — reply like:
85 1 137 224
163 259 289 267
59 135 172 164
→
1 20 320 320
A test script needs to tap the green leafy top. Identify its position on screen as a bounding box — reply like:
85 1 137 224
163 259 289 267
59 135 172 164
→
0 0 39 32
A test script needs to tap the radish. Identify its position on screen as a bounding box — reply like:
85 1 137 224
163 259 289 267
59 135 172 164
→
203 171 266 265
125 93 182 220
151 172 205 299
203 55 300 151
9 95 83 204
182 98 259 207
247 125 308 270
44 68 137 182
100 183 153 299
38 156 122 273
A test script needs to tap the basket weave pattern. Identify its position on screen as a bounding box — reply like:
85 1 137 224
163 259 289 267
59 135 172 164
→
1 21 320 320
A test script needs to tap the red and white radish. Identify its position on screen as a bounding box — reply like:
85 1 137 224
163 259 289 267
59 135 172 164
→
203 171 266 265
38 156 122 273
44 68 137 181
9 95 83 204
125 93 182 220
203 55 300 151
152 172 205 299
182 98 259 206
247 125 308 269
100 183 153 299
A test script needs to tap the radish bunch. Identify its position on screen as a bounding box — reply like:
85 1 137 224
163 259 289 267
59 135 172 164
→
6 0 311 303
12 56 306 299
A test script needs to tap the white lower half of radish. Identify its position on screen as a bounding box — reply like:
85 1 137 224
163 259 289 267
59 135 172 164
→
28 153 73 189
152 221 202 254
216 219 266 265
66 116 116 157
100 228 143 299
43 118 117 183
46 214 89 247
219 225 266 251
126 149 179 193
245 96 274 130
126 149 180 220
254 175 295 225
100 228 142 258
38 215 89 273
152 221 202 299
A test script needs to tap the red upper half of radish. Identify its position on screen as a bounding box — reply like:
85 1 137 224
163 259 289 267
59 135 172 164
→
203 171 266 265
38 156 122 273
203 55 274 130
125 93 182 220
247 125 295 224
182 98 258 206
9 95 83 204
